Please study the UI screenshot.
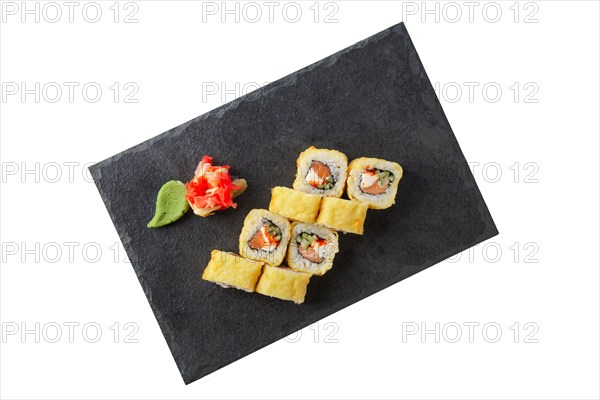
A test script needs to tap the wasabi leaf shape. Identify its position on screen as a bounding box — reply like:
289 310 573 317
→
147 180 190 228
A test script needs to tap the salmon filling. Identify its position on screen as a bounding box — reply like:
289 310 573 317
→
248 220 281 252
306 161 335 190
295 232 328 263
360 168 395 195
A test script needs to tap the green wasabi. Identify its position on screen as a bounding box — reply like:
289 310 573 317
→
147 180 190 228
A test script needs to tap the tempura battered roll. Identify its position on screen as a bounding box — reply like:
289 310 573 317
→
239 209 291 266
293 146 348 198
316 197 368 235
202 250 264 292
287 222 339 276
255 265 311 304
346 157 403 209
269 186 322 223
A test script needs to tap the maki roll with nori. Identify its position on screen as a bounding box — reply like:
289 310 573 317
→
287 222 339 276
239 209 291 266
347 157 403 209
293 146 348 198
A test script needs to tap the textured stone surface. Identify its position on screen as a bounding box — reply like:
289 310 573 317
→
90 22 498 384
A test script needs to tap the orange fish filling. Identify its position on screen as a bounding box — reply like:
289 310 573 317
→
248 222 281 251
360 168 394 195
296 233 327 263
306 161 334 190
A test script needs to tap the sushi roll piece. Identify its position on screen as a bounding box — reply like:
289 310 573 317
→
293 146 348 198
255 265 312 304
287 222 339 276
347 157 403 209
239 209 292 266
269 186 322 223
316 197 369 235
202 250 264 292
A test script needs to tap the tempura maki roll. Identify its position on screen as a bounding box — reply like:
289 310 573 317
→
287 222 339 276
316 197 369 235
293 146 348 198
269 186 322 223
255 265 312 304
202 250 264 292
346 157 403 209
239 209 291 266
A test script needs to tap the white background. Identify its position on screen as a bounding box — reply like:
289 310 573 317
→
1 1 599 399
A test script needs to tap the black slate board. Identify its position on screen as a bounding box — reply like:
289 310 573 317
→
90 22 498 384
